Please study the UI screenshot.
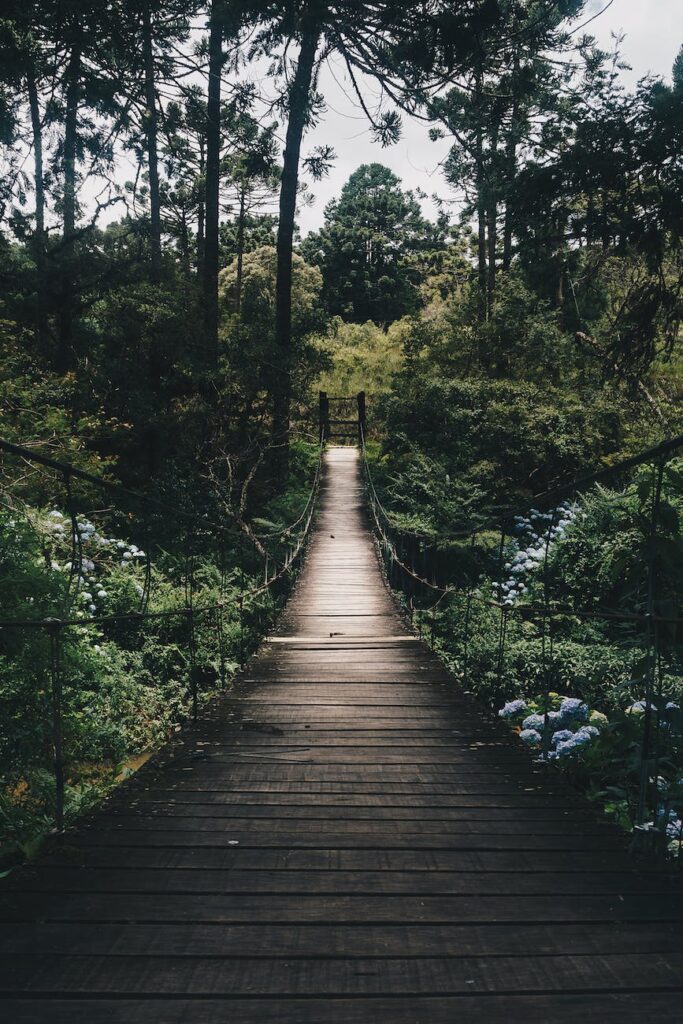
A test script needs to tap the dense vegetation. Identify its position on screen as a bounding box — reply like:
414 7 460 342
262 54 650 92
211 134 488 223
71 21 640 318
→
0 2 681 859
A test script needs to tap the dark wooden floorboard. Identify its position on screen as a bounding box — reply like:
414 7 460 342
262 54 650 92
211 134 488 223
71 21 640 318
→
1 446 682 1022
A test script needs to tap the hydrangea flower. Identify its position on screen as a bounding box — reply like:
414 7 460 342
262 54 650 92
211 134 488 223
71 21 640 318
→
589 710 608 728
551 729 574 748
555 739 578 757
523 713 546 732
554 725 600 757
499 699 527 720
519 729 542 745
558 698 588 723
626 700 656 715
666 819 683 840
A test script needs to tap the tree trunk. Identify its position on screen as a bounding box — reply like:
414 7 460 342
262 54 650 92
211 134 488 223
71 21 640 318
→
27 63 47 350
555 214 566 308
235 185 246 313
502 61 519 272
63 43 81 241
58 40 82 372
197 139 205 274
180 209 190 272
486 124 498 310
142 1 162 279
203 0 223 365
273 20 321 454
474 76 487 323
27 69 45 243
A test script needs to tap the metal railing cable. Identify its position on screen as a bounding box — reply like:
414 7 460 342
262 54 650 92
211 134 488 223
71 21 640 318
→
0 435 324 831
360 422 683 856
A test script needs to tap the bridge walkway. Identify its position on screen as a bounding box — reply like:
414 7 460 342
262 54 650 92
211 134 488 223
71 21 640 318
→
1 446 682 1021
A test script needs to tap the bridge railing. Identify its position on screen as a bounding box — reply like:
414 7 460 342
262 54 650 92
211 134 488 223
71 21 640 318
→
0 436 323 832
360 425 683 859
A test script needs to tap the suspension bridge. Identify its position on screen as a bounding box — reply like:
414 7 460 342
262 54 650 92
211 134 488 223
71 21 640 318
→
1 409 683 1021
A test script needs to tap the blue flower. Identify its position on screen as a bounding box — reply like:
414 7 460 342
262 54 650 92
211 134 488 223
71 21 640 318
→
555 739 578 757
666 819 683 840
522 713 546 732
551 729 574 748
558 698 589 723
555 729 594 757
498 699 527 720
519 729 542 745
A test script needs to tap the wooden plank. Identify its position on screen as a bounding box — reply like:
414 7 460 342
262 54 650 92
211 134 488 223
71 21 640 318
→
36 846 643 873
3 994 682 1024
66 830 626 850
2 952 683 996
3 921 681 958
3 892 681 924
6 868 679 897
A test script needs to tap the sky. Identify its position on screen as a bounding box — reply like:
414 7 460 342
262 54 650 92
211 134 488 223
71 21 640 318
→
87 0 681 236
294 0 683 234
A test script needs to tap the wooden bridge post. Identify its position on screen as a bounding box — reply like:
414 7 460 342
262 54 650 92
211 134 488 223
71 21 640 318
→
319 391 330 444
357 390 366 445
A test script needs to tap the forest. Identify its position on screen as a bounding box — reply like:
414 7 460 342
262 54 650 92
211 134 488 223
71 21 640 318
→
0 0 682 866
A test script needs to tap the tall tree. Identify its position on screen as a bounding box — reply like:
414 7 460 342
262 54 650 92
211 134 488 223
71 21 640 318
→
141 1 161 278
203 0 224 364
251 0 485 453
431 0 584 317
303 163 446 325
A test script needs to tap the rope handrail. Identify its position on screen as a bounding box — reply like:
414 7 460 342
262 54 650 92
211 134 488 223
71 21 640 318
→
359 409 683 849
0 445 323 634
359 427 683 544
253 445 323 541
0 431 324 831
0 431 322 545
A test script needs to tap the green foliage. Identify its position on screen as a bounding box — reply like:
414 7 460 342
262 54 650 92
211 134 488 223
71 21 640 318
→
314 317 407 398
0 443 315 862
378 372 640 525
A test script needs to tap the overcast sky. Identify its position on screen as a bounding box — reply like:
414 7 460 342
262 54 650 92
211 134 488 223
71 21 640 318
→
86 1 681 236
294 0 682 234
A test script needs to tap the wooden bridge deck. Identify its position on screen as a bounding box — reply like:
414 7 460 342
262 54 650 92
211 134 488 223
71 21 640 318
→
1 446 682 1022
